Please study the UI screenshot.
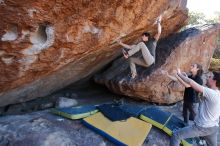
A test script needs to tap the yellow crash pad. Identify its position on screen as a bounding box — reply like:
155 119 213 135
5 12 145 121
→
82 112 152 146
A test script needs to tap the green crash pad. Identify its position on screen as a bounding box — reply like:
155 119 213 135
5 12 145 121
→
140 107 194 146
51 105 98 120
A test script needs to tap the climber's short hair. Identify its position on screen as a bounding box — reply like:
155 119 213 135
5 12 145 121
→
142 32 151 38
213 71 220 87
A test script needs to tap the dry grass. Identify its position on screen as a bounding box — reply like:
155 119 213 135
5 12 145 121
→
209 58 220 71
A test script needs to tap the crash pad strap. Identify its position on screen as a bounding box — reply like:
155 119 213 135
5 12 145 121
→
162 114 173 129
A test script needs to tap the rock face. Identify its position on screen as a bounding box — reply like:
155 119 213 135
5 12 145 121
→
95 24 220 104
0 0 188 107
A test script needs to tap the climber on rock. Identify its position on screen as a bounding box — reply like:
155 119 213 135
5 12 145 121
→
116 15 162 79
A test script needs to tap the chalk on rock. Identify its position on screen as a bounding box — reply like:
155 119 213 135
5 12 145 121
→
56 97 78 108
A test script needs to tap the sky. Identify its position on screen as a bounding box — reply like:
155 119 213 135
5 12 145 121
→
187 0 220 18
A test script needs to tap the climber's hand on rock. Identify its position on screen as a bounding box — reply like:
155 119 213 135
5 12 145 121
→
123 53 129 59
177 68 181 74
116 39 122 44
172 70 177 75
161 70 168 75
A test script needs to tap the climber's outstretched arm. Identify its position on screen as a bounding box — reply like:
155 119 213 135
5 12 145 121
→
116 40 132 50
163 70 190 88
174 73 191 88
176 68 203 93
153 15 162 41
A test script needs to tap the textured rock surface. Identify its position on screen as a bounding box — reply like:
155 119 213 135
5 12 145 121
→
0 111 115 146
0 0 188 107
95 24 220 104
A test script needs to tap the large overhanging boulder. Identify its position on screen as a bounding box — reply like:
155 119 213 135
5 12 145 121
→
0 0 188 107
95 24 220 104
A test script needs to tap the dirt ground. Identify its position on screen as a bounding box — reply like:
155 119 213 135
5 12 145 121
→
0 82 219 146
